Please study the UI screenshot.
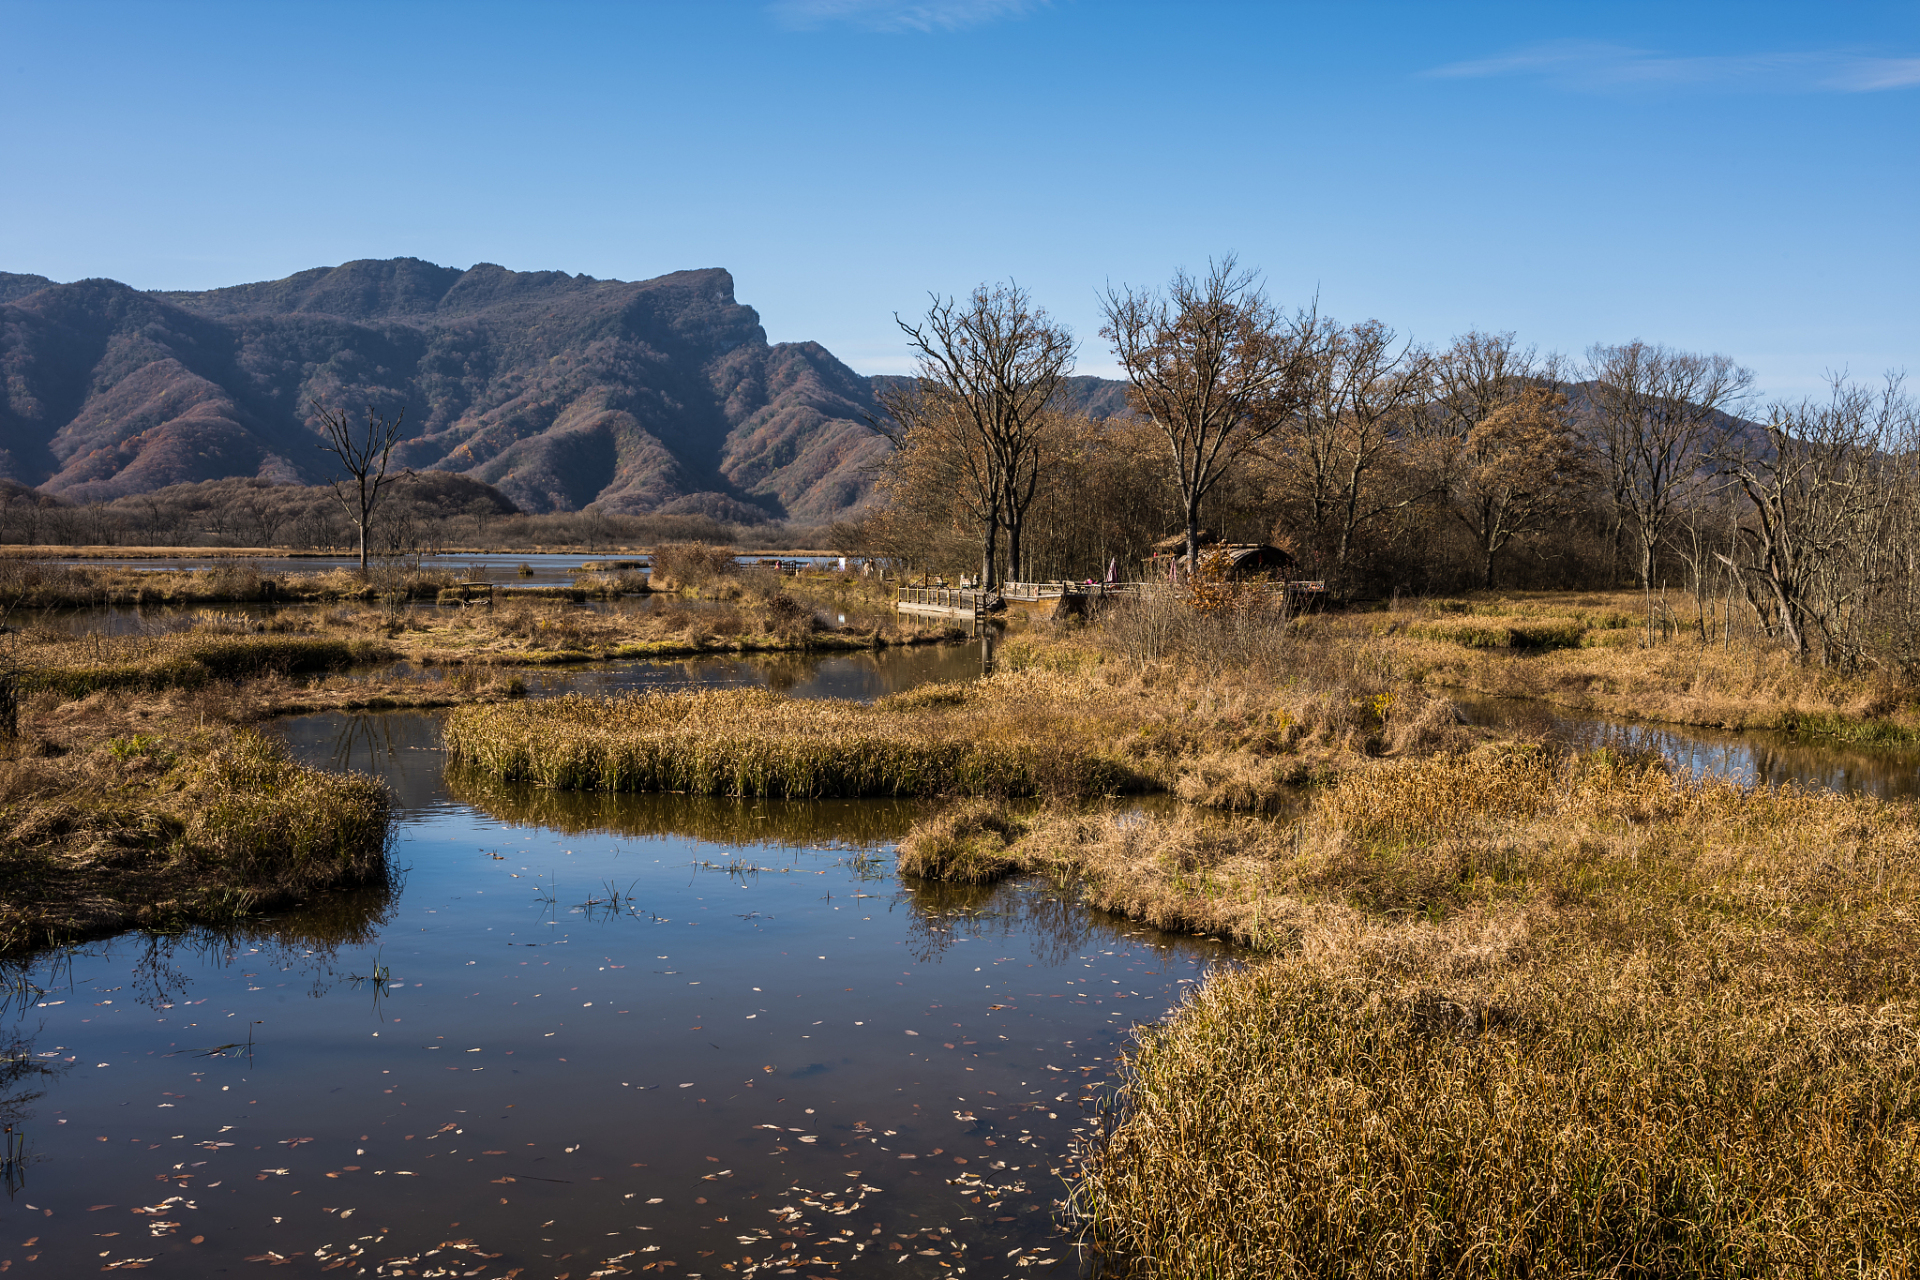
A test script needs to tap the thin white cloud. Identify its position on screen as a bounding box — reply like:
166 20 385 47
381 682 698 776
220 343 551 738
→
1427 40 1920 93
768 0 1045 33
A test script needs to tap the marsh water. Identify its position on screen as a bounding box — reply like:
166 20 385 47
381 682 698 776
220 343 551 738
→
48 552 843 590
1457 696 1920 801
5 640 1917 1279
0 642 1225 1279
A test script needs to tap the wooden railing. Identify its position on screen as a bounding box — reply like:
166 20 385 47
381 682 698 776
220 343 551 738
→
1000 581 1142 600
895 587 992 616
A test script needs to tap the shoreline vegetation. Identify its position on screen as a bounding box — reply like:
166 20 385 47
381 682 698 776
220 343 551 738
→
4 554 1914 743
447 584 1920 1274
7 547 1920 1268
0 554 953 956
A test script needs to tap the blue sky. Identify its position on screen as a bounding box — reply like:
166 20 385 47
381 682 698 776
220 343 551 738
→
2 0 1914 396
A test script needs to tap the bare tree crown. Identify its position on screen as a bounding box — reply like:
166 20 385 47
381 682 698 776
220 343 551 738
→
313 399 407 573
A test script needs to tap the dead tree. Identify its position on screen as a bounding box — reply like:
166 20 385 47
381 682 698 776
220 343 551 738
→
1583 341 1753 588
1715 375 1914 666
313 400 407 573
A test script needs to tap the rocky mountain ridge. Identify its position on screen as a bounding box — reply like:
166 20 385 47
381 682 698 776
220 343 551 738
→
2 258 1084 522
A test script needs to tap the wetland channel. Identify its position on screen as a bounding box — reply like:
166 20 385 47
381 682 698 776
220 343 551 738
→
3 637 1916 1278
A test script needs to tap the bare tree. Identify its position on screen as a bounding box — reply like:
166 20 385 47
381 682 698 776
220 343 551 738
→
313 399 407 573
1282 318 1433 579
1436 388 1590 588
1582 341 1754 587
1101 257 1316 573
1428 330 1557 437
1715 374 1915 665
885 283 1075 587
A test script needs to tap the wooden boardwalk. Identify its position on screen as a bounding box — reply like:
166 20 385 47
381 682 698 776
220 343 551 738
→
895 587 995 620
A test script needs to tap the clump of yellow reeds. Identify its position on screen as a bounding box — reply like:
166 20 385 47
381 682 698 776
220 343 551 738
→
894 745 1920 1273
180 729 393 893
0 724 393 956
895 798 1035 882
1078 947 1920 1278
442 679 1141 799
21 630 391 698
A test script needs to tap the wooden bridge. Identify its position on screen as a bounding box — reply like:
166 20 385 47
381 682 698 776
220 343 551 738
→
895 586 997 620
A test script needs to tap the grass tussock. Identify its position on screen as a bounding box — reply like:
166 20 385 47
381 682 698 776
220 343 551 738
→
443 679 1140 799
21 630 392 698
0 709 392 957
1343 590 1920 741
898 747 1920 1275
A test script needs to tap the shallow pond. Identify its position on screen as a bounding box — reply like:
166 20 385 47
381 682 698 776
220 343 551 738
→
29 587 897 642
48 553 846 590
1457 695 1920 801
0 703 1228 1278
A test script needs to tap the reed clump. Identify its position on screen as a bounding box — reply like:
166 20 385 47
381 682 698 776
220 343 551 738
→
907 746 1920 1275
443 678 1140 799
1083 947 1920 1278
21 631 391 698
1334 590 1920 740
444 639 1468 808
0 719 392 956
895 798 1036 882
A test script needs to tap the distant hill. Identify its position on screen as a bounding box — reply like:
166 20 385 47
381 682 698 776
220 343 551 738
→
0 259 1134 522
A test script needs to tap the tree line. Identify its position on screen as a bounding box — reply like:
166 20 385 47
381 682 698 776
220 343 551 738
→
851 258 1920 671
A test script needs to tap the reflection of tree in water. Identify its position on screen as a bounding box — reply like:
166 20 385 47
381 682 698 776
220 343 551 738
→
445 769 922 849
322 712 410 776
1 1024 63 1192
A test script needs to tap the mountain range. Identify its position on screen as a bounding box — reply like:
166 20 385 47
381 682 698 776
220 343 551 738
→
0 259 1131 523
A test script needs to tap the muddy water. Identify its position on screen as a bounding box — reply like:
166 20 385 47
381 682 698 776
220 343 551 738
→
1456 696 1920 801
0 701 1228 1278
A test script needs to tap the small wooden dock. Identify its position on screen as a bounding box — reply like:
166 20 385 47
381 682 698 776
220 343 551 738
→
895 587 995 620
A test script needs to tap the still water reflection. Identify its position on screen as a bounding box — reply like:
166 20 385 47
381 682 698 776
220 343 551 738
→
1457 696 1920 801
0 704 1228 1278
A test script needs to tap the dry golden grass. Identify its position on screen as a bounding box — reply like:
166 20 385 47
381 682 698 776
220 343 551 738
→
444 676 1143 799
444 635 1475 809
16 627 393 698
0 691 393 956
898 745 1920 1275
301 592 954 666
1292 589 1920 743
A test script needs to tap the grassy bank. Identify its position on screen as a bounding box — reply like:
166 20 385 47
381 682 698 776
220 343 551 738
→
0 716 393 957
1356 590 1920 743
442 639 1470 805
895 746 1920 1274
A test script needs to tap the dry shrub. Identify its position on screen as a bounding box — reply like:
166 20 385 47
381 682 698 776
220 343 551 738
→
648 542 738 593
1096 586 1296 674
759 593 819 637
